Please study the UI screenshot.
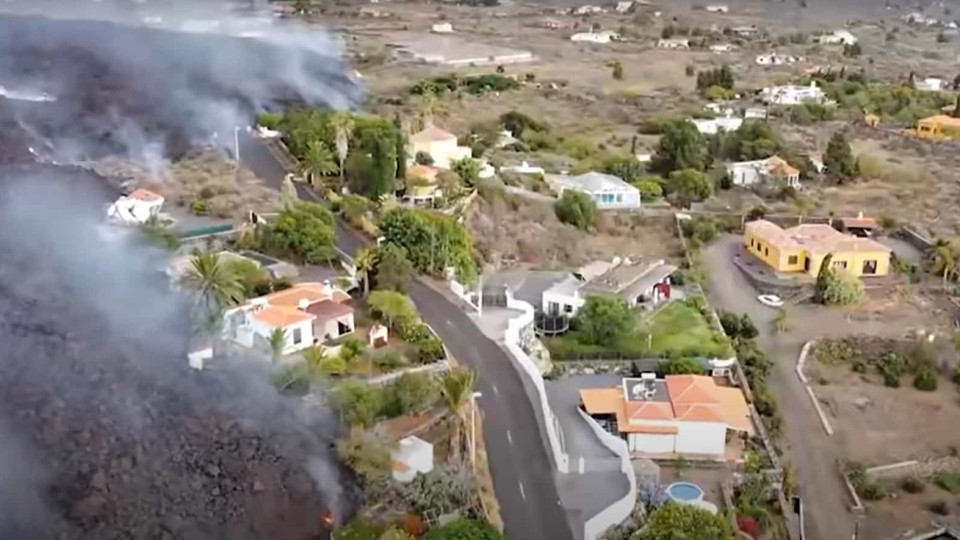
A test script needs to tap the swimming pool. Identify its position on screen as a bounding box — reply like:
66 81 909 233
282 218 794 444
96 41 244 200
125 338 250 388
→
666 482 704 503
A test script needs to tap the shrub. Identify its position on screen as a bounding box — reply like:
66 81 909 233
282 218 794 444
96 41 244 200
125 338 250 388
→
914 368 938 391
877 352 906 388
554 190 598 230
634 178 664 200
190 199 208 215
859 482 886 500
934 471 960 493
414 151 434 165
929 500 951 515
901 477 926 494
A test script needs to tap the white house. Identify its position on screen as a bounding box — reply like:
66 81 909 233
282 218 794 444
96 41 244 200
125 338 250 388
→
705 4 729 13
431 22 454 33
571 30 620 43
915 77 944 92
817 29 857 45
744 107 768 119
755 52 799 66
760 82 826 105
223 282 354 355
580 375 753 458
544 171 640 210
709 43 735 53
615 1 634 13
500 161 545 175
726 155 800 188
656 38 690 49
690 115 743 135
408 125 472 169
106 188 164 225
391 436 434 483
542 258 676 316
574 4 605 14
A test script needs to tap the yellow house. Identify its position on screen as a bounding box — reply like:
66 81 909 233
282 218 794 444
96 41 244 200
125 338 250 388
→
743 219 891 278
915 114 960 140
409 125 472 169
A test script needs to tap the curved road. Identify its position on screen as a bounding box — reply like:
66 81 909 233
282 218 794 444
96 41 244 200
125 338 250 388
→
240 135 574 540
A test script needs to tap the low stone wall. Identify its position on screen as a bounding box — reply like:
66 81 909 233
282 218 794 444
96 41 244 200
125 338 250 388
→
866 457 960 482
578 409 637 540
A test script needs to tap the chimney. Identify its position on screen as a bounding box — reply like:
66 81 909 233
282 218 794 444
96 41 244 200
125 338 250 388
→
298 298 310 311
321 280 333 297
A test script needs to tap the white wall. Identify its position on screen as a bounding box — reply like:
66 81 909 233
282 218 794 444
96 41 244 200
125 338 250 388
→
251 317 314 354
591 188 641 210
629 433 676 454
504 292 569 473
674 422 727 457
578 409 638 540
542 289 584 316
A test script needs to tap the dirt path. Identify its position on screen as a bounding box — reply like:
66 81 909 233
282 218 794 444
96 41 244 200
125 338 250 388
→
698 235 927 540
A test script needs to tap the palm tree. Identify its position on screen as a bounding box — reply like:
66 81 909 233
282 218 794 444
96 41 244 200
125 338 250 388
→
182 253 243 314
440 368 476 463
931 239 957 291
354 247 378 297
773 307 788 334
329 113 354 187
301 140 338 188
268 327 288 361
416 90 447 130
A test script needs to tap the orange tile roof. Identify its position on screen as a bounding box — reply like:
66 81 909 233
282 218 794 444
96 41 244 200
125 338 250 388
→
624 401 675 421
408 164 439 181
766 156 799 177
410 125 457 143
580 388 622 414
619 424 679 435
258 282 346 308
129 188 163 202
251 306 314 328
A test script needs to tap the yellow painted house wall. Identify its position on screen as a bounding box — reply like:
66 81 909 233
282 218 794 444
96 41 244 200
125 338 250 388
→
743 232 891 277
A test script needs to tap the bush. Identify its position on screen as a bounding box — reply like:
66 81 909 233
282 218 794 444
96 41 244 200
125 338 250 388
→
901 477 926 494
877 352 906 388
934 471 960 493
414 151 434 165
914 368 938 391
929 500 951 515
554 190 598 230
859 482 886 500
634 177 664 200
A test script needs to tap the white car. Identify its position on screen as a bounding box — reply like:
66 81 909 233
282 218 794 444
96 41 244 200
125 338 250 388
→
757 294 784 308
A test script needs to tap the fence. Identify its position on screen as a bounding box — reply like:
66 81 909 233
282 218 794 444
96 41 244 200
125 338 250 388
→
578 409 638 540
502 291 570 473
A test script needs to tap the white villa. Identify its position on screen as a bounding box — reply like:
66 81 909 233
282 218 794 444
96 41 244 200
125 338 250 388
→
106 188 164 225
544 171 640 210
391 436 434 483
408 125 472 169
759 82 826 105
915 77 944 92
656 38 690 49
817 29 857 45
431 22 454 33
542 258 676 316
726 155 800 188
571 31 620 43
691 115 743 135
705 4 729 12
223 281 354 356
501 161 545 175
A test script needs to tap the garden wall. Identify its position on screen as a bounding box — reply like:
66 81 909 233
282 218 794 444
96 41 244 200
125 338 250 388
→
578 409 638 540
503 291 569 474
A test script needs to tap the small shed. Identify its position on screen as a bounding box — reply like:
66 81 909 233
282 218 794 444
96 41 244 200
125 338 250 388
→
392 436 434 483
837 212 878 237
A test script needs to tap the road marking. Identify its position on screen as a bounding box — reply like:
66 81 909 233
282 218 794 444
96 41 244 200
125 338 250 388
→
492 384 500 396
506 430 513 446
445 319 455 327
518 481 526 501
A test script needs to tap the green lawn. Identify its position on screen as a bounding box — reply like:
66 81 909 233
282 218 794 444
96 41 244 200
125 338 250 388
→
545 298 733 360
643 300 732 359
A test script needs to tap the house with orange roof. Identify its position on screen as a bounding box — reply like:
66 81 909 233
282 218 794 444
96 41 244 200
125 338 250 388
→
725 155 800 189
744 219 891 277
579 374 753 458
223 281 354 355
408 124 472 169
106 188 164 225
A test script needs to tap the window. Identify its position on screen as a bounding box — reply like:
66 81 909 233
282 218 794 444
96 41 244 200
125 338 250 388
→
765 247 769 256
788 255 798 265
564 304 573 313
615 193 623 203
751 239 755 248
833 260 848 270
292 328 302 345
862 259 877 275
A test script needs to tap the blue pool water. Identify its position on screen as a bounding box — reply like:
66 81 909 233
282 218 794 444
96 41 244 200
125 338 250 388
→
667 482 704 502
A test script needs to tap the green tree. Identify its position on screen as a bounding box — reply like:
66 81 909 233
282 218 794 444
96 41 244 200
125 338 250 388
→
722 121 783 161
268 328 287 360
576 295 637 345
224 258 270 300
302 140 338 188
824 130 857 181
335 431 393 483
373 243 415 293
696 65 734 90
181 252 243 315
439 368 476 463
603 155 643 183
635 503 733 540
554 190 598 230
451 157 482 187
633 177 664 200
367 289 419 328
353 116 401 198
380 208 478 283
264 201 336 263
379 528 414 540
611 60 624 80
820 268 863 305
774 307 789 333
330 113 355 187
667 168 713 207
843 42 862 57
930 238 958 291
292 0 310 14
415 151 434 165
385 372 440 416
658 357 704 375
500 111 547 137
654 121 706 173
421 519 501 540
354 247 377 297
332 379 384 428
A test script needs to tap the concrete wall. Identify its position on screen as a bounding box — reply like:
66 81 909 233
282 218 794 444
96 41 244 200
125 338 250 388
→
629 433 675 454
504 291 569 473
578 408 638 540
675 422 727 457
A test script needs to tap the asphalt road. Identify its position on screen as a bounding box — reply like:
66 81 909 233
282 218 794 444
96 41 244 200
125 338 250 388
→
241 136 574 540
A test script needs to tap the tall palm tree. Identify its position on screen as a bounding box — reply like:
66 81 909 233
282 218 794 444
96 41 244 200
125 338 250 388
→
182 252 243 314
301 140 338 188
268 327 288 361
440 368 476 464
416 90 447 131
329 113 354 187
353 246 378 297
931 238 957 291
